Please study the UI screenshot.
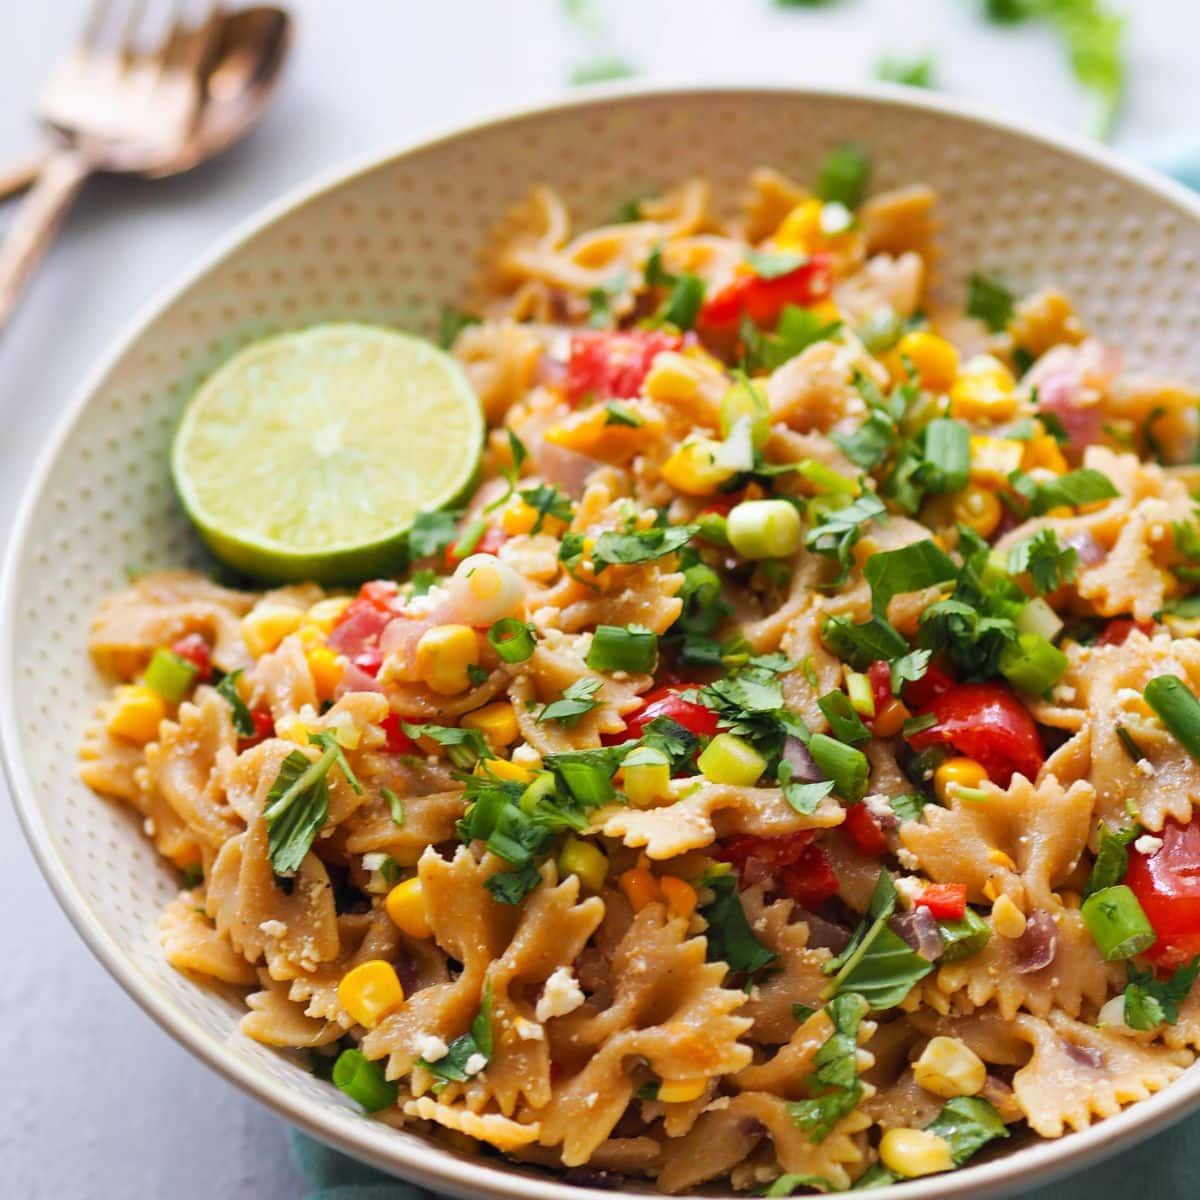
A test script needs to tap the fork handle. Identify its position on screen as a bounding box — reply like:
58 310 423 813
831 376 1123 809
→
0 147 92 330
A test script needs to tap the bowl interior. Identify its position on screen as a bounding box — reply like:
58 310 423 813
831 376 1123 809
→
6 87 1200 1200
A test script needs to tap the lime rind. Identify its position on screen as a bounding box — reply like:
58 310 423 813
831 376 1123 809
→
171 323 484 584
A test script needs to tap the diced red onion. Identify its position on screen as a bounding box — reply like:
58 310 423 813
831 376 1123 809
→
1064 531 1106 568
1062 1040 1104 1070
1014 909 1058 974
783 736 823 784
796 909 853 954
890 908 945 961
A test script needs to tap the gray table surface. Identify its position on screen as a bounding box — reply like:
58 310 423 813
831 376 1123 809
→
2 1 1199 1196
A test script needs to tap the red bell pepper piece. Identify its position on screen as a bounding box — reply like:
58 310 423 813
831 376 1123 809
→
1097 618 1155 647
843 803 888 857
699 253 834 329
602 684 721 750
867 660 892 715
381 713 417 756
782 845 840 909
915 883 967 921
170 633 212 683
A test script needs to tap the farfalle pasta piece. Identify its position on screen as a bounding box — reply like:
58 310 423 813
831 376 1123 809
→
241 972 342 1048
595 779 843 860
403 1097 540 1152
1012 1010 1192 1137
452 319 543 423
159 890 257 986
900 774 1094 910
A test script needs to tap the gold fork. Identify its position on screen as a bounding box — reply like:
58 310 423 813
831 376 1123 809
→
0 0 221 329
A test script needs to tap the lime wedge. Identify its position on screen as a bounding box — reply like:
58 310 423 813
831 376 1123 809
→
171 323 484 583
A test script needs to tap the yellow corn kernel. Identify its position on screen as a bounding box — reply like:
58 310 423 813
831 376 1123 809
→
992 893 1028 939
657 1077 708 1104
872 698 910 738
879 1128 955 1179
982 879 998 903
621 746 672 808
295 622 325 651
414 624 479 696
810 298 842 325
661 437 736 496
474 756 538 784
305 596 353 634
619 867 661 912
1044 504 1074 519
643 352 703 403
240 602 305 658
107 684 167 744
773 198 823 252
337 960 406 1028
275 714 310 745
1021 433 1069 475
306 646 344 699
950 356 1018 423
988 848 1017 871
897 331 960 393
460 702 520 748
933 757 989 802
660 875 698 919
969 435 1026 485
913 1036 987 1099
500 497 539 536
557 835 609 892
545 405 651 464
385 878 432 939
952 485 1003 539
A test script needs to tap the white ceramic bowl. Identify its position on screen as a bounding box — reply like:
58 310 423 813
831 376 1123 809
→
5 84 1200 1199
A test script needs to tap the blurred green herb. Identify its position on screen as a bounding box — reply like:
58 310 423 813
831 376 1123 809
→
875 53 937 88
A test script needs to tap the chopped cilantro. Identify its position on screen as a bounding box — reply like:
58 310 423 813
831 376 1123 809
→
864 539 957 618
1007 528 1079 594
216 669 255 738
1124 957 1200 1031
417 982 494 1081
591 524 697 567
409 509 464 559
966 271 1016 332
805 492 886 587
700 873 779 975
401 722 494 770
788 992 870 1142
382 787 405 827
875 53 936 88
517 483 574 534
815 143 871 209
1012 467 1119 515
538 677 604 726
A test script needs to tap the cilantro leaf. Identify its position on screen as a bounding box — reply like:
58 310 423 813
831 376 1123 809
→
1007 529 1079 594
591 524 697 567
925 1095 1010 1164
586 272 628 328
417 982 494 1081
401 722 494 770
864 539 957 618
966 271 1016 332
890 649 931 694
778 760 836 816
741 305 842 373
517 483 574 534
538 677 604 726
788 992 870 1142
817 691 872 746
382 787 405 827
639 716 700 775
875 53 935 87
699 873 778 976
409 509 464 559
815 143 871 209
216 669 254 738
820 613 909 670
1124 957 1200 1031
1014 467 1119 515
805 492 886 587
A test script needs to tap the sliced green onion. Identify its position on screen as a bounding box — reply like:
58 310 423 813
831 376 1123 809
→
720 379 770 451
938 909 992 963
807 733 869 803
817 690 873 746
586 624 658 674
921 418 970 494
487 618 536 663
144 647 198 702
1115 724 1145 763
1145 674 1200 762
381 786 405 826
453 517 487 559
727 499 803 560
695 512 730 546
793 458 859 495
331 1049 398 1112
999 632 1068 695
846 671 876 718
859 307 903 354
1081 884 1157 961
1016 596 1064 642
697 732 767 787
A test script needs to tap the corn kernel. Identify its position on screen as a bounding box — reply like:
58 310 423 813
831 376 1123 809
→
950 356 1018 423
879 1128 955 1179
897 331 959 393
952 485 1003 539
660 875 698 919
913 1036 987 1099
1044 505 1074 519
969 435 1026 485
275 714 310 745
619 867 661 912
773 198 823 252
107 684 167 744
385 878 432 939
992 893 1028 939
657 1077 708 1104
982 879 998 903
557 835 609 892
460 702 520 748
305 596 353 634
661 437 737 496
621 746 672 808
644 352 703 403
872 698 910 738
545 405 651 464
500 497 540 536
810 298 843 325
306 646 344 699
933 757 989 802
240 602 305 658
474 757 538 784
988 848 1017 871
1021 433 1069 475
414 624 479 695
337 960 406 1028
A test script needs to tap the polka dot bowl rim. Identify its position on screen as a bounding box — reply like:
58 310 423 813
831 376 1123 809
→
5 82 1200 1200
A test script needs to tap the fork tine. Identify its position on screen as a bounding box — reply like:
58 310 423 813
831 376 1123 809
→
174 0 222 77
115 0 150 65
80 0 116 50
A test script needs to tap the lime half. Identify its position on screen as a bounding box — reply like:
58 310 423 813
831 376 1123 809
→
172 323 484 583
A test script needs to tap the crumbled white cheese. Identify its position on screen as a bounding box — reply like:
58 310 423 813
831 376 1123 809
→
535 966 586 1022
1134 834 1164 856
894 876 926 910
463 1053 488 1076
511 742 542 766
896 847 921 871
702 1096 731 1113
1137 758 1157 778
258 919 287 938
513 1017 545 1041
415 1034 449 1063
864 793 893 823
1051 684 1077 704
361 853 389 872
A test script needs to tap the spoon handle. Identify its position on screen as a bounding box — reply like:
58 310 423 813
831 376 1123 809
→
0 150 46 204
0 147 92 330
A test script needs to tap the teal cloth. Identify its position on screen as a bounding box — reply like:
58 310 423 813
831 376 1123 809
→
292 143 1200 1199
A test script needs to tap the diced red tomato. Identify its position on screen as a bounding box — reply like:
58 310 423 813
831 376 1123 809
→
909 682 1044 788
699 254 834 329
381 713 417 755
782 845 840 909
1126 818 1200 969
915 883 967 921
843 804 887 857
602 684 721 750
699 493 744 519
170 633 212 683
238 708 274 752
565 330 682 405
718 832 839 908
445 524 507 567
1098 618 1156 647
867 661 892 714
902 662 956 710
